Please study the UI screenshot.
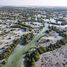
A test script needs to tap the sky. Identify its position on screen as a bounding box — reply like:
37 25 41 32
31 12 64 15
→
0 0 67 7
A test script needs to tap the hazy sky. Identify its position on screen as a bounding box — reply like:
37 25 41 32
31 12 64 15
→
0 0 67 7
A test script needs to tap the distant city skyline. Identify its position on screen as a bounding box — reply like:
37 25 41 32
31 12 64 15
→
0 0 67 7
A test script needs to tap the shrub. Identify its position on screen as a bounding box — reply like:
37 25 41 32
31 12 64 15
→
31 58 35 66
33 52 40 61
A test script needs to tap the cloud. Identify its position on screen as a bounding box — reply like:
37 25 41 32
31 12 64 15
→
0 0 67 7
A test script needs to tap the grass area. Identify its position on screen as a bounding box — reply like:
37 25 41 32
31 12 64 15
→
4 25 48 67
4 24 67 67
0 39 19 67
24 37 66 67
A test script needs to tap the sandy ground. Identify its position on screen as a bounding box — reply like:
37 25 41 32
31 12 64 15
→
35 44 67 67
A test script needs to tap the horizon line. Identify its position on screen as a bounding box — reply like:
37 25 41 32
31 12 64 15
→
1 5 67 8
